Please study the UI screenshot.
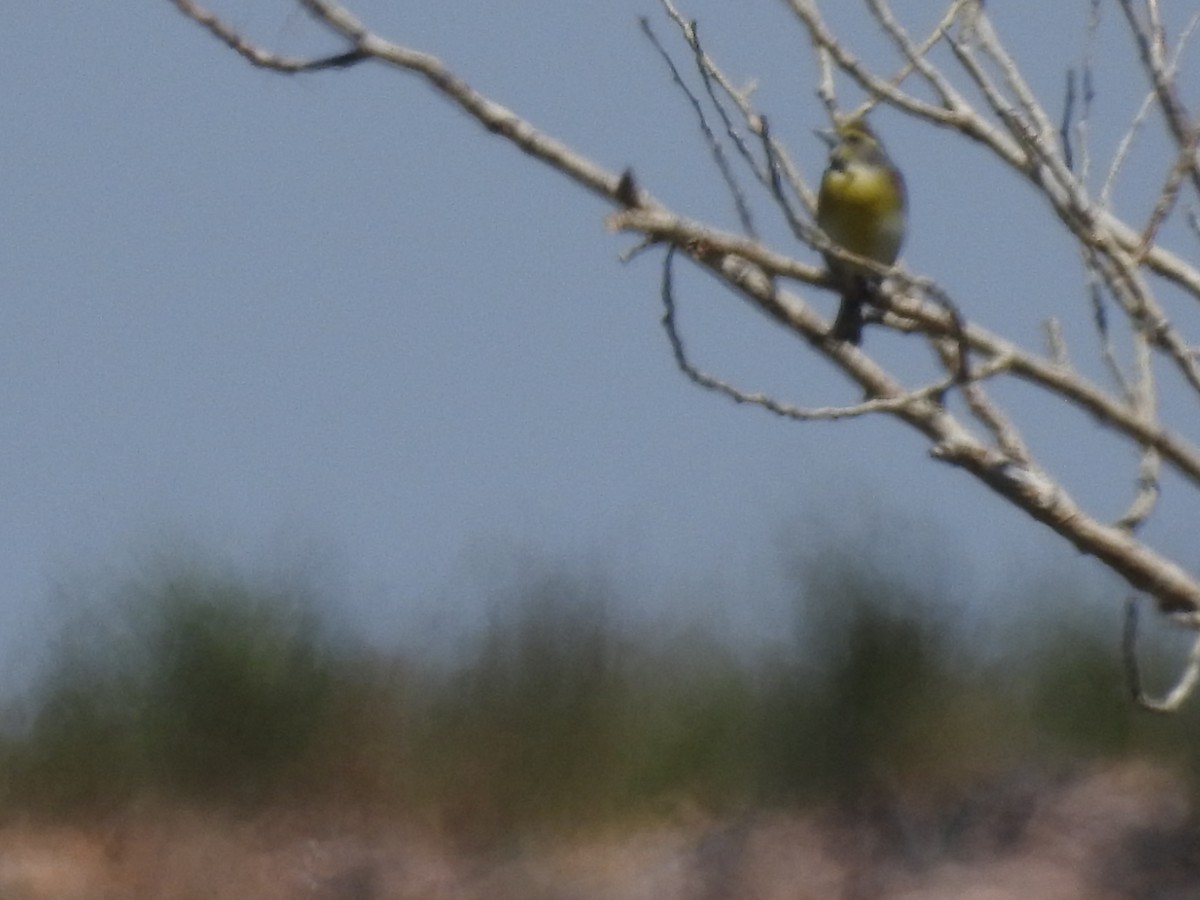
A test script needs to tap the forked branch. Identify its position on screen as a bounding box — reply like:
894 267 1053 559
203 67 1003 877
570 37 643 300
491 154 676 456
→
167 0 1200 703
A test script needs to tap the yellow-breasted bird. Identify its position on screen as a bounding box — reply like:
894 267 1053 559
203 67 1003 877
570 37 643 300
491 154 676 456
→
816 118 907 345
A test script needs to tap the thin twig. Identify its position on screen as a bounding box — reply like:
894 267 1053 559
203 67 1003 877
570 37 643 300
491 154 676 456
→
1102 89 1158 209
970 10 1060 152
962 381 1033 465
1075 0 1101 184
1083 254 1133 401
866 0 973 114
672 16 821 233
1123 597 1200 712
640 17 756 236
1114 310 1161 532
659 247 957 421
1044 318 1071 368
1114 447 1161 532
759 118 822 245
1086 235 1200 400
657 1 772 184
1061 70 1077 173
948 24 1082 215
168 0 368 71
1137 130 1200 258
1116 0 1200 197
1102 2 1200 207
782 0 956 125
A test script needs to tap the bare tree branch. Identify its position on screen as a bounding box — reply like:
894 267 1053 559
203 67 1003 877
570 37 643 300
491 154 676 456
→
166 0 1200 700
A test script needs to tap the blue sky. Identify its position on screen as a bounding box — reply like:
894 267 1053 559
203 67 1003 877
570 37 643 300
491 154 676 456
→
2 2 1182 685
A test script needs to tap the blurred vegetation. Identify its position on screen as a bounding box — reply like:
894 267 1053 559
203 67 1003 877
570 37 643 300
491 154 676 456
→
3 547 1200 843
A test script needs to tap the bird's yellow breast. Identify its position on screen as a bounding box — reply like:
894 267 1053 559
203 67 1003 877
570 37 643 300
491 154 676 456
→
817 164 904 265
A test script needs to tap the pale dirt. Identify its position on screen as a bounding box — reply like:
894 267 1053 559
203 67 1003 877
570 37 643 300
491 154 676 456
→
0 762 1195 900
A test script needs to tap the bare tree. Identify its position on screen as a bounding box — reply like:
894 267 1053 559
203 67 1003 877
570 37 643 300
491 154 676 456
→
166 0 1200 708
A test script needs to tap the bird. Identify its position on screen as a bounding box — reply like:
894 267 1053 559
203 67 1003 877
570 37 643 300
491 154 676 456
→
816 117 907 345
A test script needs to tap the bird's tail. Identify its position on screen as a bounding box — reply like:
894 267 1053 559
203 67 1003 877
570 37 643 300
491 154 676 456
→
831 277 870 345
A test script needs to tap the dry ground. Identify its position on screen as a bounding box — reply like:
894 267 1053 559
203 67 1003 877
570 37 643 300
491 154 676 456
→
1 763 1197 900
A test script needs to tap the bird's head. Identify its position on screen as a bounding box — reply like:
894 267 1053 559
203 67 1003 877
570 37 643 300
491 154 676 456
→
819 118 888 172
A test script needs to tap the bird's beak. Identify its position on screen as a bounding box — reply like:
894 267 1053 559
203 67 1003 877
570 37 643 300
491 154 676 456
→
815 127 837 148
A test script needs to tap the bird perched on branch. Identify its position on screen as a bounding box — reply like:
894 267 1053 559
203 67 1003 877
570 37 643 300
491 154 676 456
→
816 117 907 345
